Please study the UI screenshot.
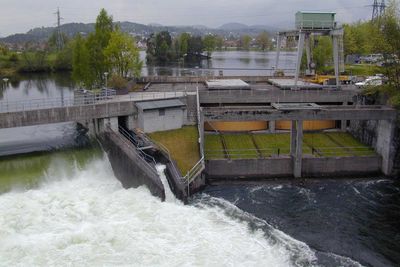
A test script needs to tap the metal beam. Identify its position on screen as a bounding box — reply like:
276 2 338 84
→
202 106 397 122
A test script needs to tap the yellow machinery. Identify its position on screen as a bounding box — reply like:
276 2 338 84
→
305 75 351 85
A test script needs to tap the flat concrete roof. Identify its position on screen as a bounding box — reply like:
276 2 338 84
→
206 79 250 90
136 99 185 111
269 78 324 89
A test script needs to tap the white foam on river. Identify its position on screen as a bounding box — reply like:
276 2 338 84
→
0 155 313 266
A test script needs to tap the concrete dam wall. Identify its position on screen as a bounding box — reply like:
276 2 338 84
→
205 156 382 179
99 130 166 201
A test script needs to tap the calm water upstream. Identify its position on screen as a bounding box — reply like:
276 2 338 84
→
0 51 399 266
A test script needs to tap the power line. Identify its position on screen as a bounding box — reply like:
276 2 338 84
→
54 7 64 50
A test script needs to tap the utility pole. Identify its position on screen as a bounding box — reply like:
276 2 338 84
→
372 0 380 21
54 7 63 51
380 0 386 17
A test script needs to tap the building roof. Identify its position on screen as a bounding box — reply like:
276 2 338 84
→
297 11 336 14
136 99 185 111
206 79 250 90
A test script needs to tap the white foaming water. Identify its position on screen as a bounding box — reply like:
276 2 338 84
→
0 155 309 266
156 164 176 203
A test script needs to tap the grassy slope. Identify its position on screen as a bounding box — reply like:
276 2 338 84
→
204 134 225 159
204 132 375 159
222 134 258 159
148 126 200 175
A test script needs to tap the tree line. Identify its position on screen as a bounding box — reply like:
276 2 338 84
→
145 31 272 63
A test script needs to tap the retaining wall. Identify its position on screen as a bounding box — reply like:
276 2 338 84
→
302 156 382 177
205 156 382 179
205 157 293 179
99 130 165 200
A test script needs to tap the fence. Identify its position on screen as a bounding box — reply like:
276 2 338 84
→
117 126 158 176
205 146 375 160
0 91 186 113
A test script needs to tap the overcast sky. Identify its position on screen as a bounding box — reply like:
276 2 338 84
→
0 0 376 36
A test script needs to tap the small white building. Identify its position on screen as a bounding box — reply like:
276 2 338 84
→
136 99 187 133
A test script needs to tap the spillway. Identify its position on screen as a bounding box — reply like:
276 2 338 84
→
0 152 319 266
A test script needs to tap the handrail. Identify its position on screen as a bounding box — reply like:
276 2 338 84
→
183 156 205 183
117 126 157 167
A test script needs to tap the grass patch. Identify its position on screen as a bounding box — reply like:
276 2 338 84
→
345 64 383 76
325 132 375 156
204 132 375 160
253 133 291 156
204 134 225 159
222 134 258 159
304 133 353 157
148 126 200 175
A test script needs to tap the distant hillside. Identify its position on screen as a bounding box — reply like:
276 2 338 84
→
0 21 280 44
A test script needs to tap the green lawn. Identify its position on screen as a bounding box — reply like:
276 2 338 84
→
204 132 375 159
204 134 225 159
149 126 200 175
304 133 352 157
253 133 291 157
325 132 375 156
222 134 259 159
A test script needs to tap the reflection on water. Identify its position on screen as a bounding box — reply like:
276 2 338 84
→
140 50 297 76
0 72 75 103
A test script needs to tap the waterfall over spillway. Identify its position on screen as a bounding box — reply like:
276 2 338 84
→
156 164 177 203
0 153 319 266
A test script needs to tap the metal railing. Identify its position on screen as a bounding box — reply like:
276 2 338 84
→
117 126 157 168
183 156 205 184
0 94 115 113
205 146 375 159
296 20 336 30
0 91 186 113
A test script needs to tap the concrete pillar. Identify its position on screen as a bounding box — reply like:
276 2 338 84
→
127 115 136 130
290 120 297 156
341 102 348 132
200 112 205 158
275 34 281 72
294 32 305 90
108 117 119 132
269 120 276 133
332 35 340 89
294 120 303 178
305 34 314 76
376 120 396 175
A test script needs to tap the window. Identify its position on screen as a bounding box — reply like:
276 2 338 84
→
159 109 165 116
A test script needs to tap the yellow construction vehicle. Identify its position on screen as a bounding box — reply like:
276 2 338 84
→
304 75 352 85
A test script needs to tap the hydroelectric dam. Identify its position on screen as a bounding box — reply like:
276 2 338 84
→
0 76 398 202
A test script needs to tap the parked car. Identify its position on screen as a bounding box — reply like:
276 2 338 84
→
355 76 383 88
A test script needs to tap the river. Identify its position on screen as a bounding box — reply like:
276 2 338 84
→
0 51 399 266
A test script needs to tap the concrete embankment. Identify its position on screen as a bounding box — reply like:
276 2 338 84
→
99 130 165 200
205 156 382 179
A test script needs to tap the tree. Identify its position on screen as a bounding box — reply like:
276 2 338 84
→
379 0 400 107
104 29 142 78
215 36 224 50
86 8 114 87
313 36 333 72
72 34 92 88
203 34 216 57
188 36 203 56
178 33 190 57
239 35 252 50
256 31 271 51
